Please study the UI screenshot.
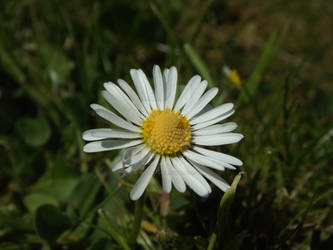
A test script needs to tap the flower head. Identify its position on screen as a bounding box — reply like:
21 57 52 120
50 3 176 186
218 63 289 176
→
223 65 242 88
83 66 243 200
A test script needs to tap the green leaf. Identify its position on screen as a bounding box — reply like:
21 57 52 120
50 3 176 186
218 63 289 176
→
217 172 243 248
15 116 51 147
69 173 102 217
170 194 189 210
35 204 71 245
0 207 33 232
29 154 79 202
24 193 58 212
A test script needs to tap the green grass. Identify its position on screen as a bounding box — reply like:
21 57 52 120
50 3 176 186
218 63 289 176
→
0 0 332 249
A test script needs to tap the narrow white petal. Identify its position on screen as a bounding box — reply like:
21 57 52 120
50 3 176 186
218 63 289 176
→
171 157 209 197
92 129 141 139
165 157 186 192
192 110 235 130
190 103 234 125
83 139 142 153
130 69 151 113
138 69 157 110
123 144 146 165
178 156 211 194
102 89 142 126
192 122 238 136
112 160 124 172
192 146 243 166
123 145 150 167
164 66 177 109
182 150 226 171
181 80 207 116
174 75 201 111
163 68 170 94
82 129 97 141
104 82 144 120
192 133 244 146
123 152 155 175
194 164 230 192
83 128 141 141
186 88 218 119
153 65 164 110
90 104 141 133
160 156 172 193
130 155 160 200
117 79 149 116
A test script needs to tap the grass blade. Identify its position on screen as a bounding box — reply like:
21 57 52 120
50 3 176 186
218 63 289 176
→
98 209 131 250
184 43 214 87
239 30 281 103
217 172 243 247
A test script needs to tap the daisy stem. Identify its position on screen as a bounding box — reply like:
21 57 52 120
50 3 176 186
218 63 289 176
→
129 192 146 246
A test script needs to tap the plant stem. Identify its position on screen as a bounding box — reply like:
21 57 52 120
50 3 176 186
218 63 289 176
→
129 193 146 246
207 232 216 250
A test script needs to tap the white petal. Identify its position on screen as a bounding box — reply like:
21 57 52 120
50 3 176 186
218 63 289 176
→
192 146 243 166
104 82 145 122
186 88 218 119
102 89 142 126
137 69 157 110
192 109 235 130
194 164 230 192
112 160 124 172
178 156 211 194
192 122 238 136
165 157 186 192
171 157 209 197
164 66 177 109
83 128 141 141
82 129 97 141
130 155 160 200
192 133 244 146
163 68 170 95
181 80 207 116
90 104 141 133
190 103 234 125
160 156 172 193
130 69 151 113
123 151 155 175
153 65 164 110
174 75 201 111
83 139 142 153
117 79 149 116
123 145 150 167
182 150 226 171
223 65 231 76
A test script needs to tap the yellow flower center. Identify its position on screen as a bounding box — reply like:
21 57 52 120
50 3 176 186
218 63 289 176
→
141 108 192 155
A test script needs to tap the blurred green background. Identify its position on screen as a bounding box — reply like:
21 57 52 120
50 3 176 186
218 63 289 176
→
0 0 332 249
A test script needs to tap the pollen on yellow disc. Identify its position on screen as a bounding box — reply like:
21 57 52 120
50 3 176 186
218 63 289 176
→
141 108 192 155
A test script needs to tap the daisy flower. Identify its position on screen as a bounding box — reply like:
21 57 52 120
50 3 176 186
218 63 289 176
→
223 65 242 88
83 65 243 200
